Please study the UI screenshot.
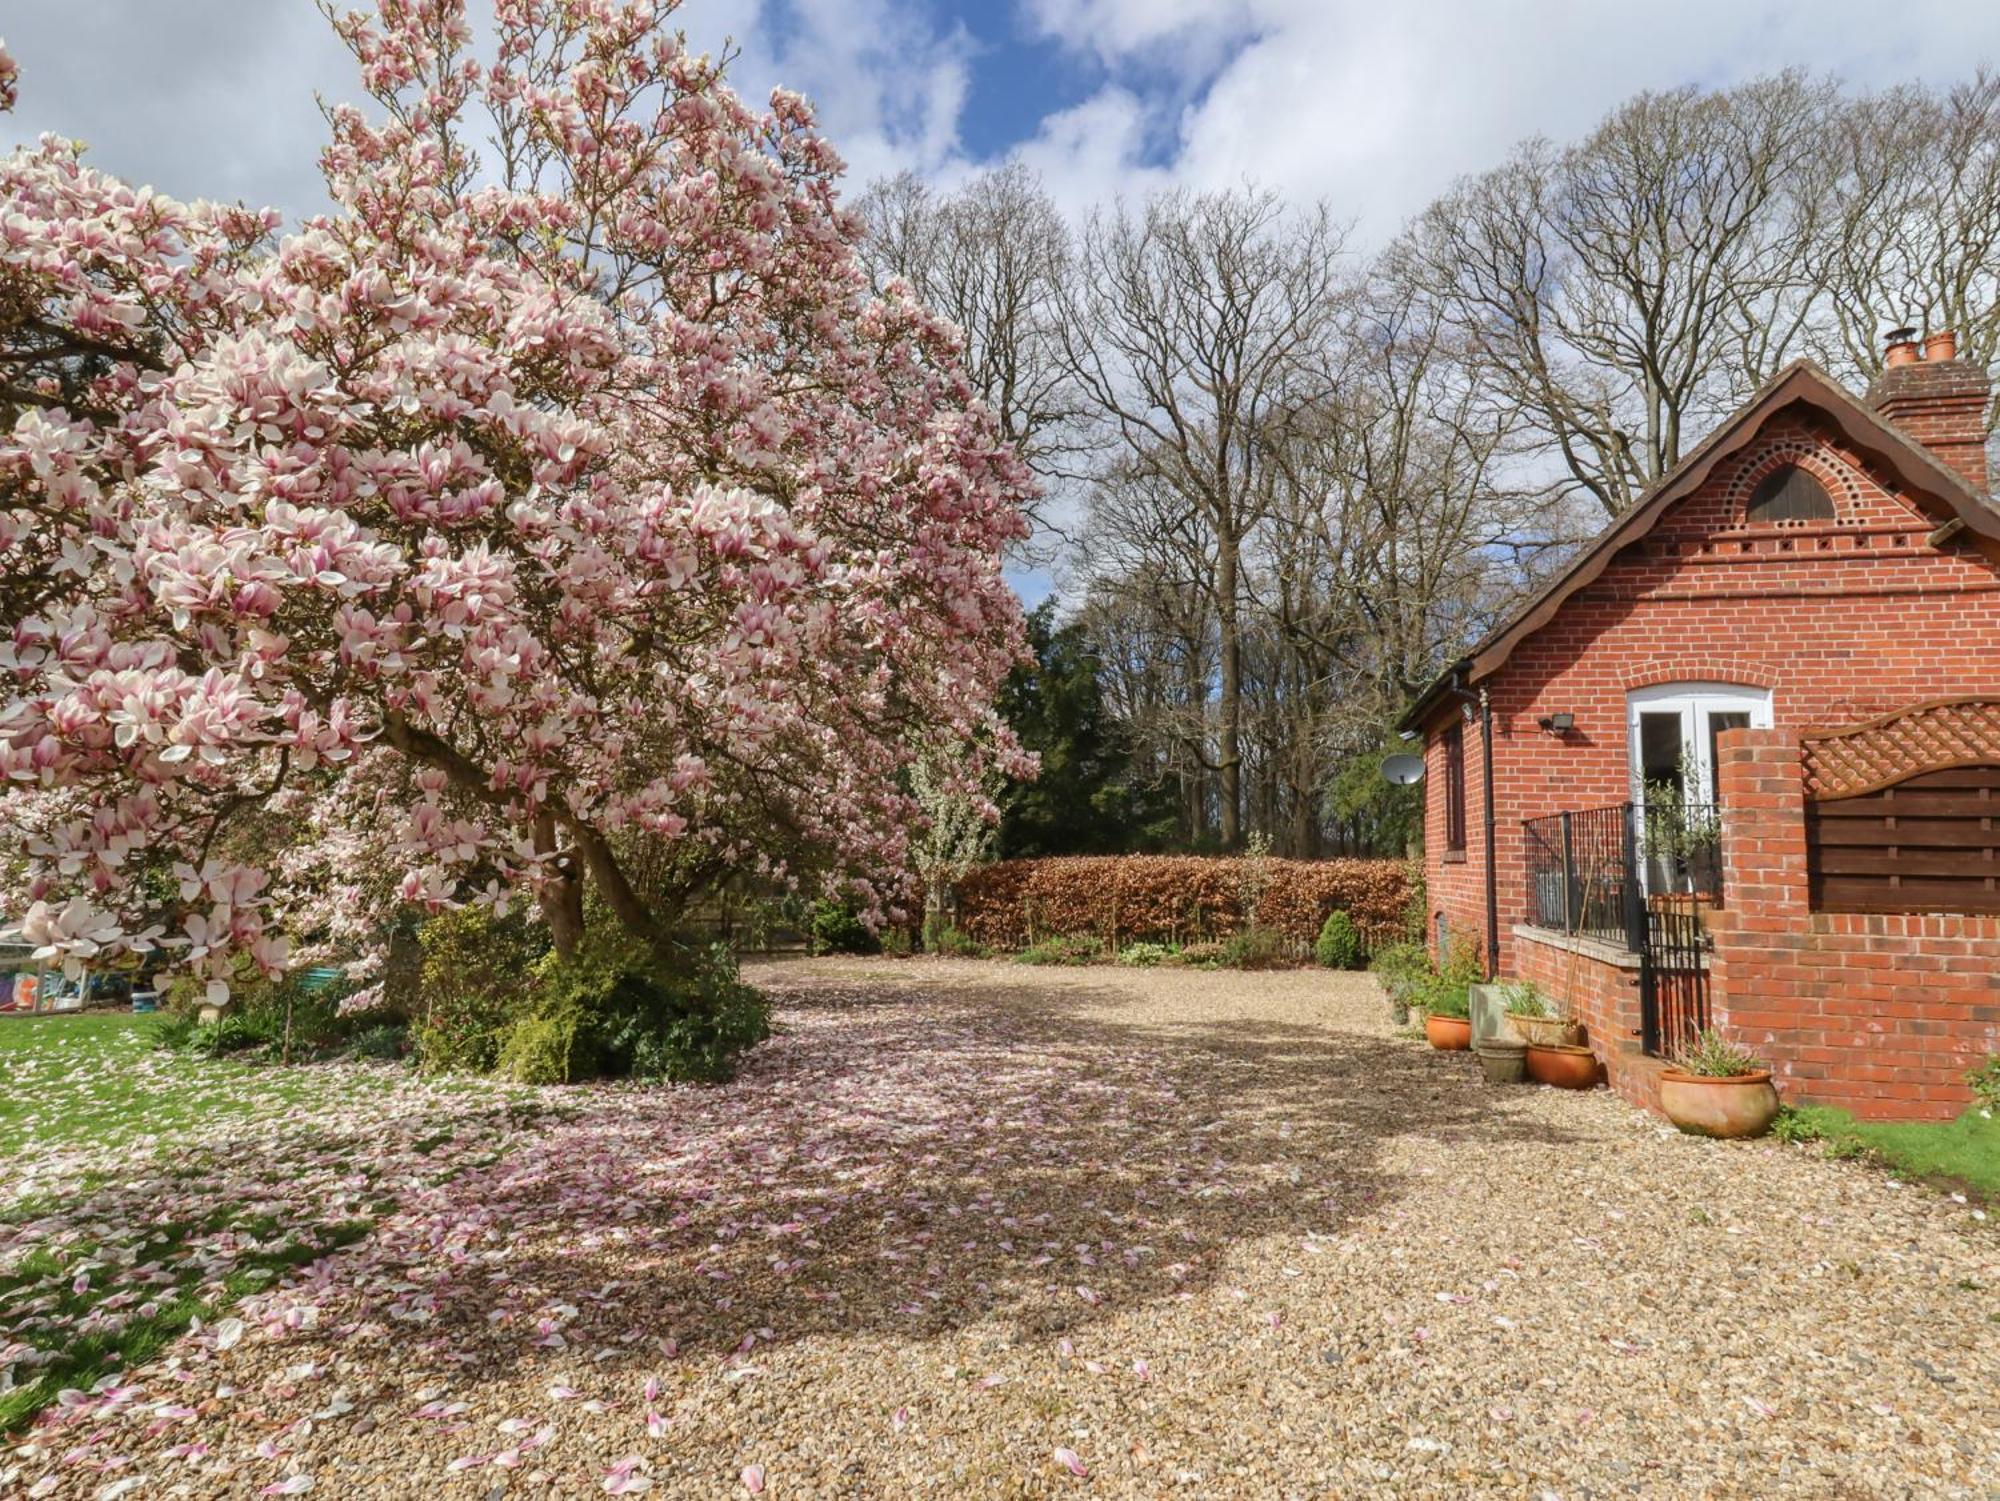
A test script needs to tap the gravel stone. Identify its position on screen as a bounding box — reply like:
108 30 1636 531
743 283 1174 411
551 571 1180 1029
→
6 957 1997 1498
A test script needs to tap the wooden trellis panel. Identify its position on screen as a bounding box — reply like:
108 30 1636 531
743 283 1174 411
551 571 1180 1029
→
1803 699 2000 914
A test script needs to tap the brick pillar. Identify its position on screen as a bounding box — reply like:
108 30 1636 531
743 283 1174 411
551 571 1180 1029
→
1709 728 1810 1091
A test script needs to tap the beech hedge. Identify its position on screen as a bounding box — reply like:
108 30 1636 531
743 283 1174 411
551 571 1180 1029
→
952 855 1412 953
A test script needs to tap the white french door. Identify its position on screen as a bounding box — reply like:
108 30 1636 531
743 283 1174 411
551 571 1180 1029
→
1627 684 1771 893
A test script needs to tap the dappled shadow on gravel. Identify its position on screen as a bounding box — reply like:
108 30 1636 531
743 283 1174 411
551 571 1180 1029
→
223 962 1589 1385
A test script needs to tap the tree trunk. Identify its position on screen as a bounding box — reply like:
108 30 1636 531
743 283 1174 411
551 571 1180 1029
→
1216 534 1243 850
533 811 586 958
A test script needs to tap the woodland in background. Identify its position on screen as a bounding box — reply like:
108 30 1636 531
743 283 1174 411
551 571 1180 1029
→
861 71 2000 859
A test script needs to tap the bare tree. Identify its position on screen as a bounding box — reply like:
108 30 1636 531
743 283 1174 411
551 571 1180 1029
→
1802 72 2000 412
1060 188 1349 846
1394 75 1830 515
854 165 1086 541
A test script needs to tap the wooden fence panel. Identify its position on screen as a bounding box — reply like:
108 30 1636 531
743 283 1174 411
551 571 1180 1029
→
1807 764 2000 914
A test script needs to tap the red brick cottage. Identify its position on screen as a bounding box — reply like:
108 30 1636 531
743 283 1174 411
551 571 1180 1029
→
1403 330 2000 1120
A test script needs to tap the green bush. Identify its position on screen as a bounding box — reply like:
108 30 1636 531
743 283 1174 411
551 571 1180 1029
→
185 1011 279 1057
808 901 880 956
504 931 771 1085
344 1023 410 1062
1967 1055 2000 1114
413 906 549 1074
929 926 987 958
1169 939 1227 969
148 1013 199 1051
1015 934 1104 966
1314 910 1365 969
1411 939 1481 1019
1216 928 1291 971
1368 940 1431 1023
1116 942 1177 967
879 925 914 958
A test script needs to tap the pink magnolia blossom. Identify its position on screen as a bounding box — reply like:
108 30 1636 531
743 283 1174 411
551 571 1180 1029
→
0 5 1031 986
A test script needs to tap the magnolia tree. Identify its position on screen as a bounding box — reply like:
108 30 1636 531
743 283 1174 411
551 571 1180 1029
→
0 3 1031 998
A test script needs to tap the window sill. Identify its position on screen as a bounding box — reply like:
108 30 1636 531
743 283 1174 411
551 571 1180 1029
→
1511 923 1642 970
1441 850 1468 865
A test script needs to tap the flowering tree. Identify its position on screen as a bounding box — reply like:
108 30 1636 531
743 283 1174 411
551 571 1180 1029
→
0 6 1030 997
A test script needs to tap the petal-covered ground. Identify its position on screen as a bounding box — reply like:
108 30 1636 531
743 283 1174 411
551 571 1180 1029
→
5 959 1997 1498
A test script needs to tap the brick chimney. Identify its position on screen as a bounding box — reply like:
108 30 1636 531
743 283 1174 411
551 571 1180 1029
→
1867 326 1993 491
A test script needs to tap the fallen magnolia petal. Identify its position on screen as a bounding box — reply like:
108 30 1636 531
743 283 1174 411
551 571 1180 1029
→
1054 1446 1088 1479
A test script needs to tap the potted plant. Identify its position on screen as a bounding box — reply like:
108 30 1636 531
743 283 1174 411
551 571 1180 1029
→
1659 1029 1779 1138
1420 978 1472 1050
1498 980 1580 1049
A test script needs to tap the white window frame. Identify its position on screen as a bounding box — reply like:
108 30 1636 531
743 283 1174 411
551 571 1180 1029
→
1626 683 1773 806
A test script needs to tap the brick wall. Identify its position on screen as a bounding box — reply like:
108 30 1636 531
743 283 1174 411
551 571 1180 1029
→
1423 409 2000 976
1711 728 2000 1120
1510 926 1659 1109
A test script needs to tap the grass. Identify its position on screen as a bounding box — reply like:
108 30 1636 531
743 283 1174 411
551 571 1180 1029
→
1775 1103 2000 1199
0 1008 534 1433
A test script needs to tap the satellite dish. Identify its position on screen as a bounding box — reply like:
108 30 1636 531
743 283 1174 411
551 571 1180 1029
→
1382 753 1426 786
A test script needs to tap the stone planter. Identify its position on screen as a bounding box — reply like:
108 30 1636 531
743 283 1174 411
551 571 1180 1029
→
1424 1014 1473 1051
1659 1069 1780 1139
1468 983 1512 1047
1475 1037 1527 1085
1525 1041 1600 1089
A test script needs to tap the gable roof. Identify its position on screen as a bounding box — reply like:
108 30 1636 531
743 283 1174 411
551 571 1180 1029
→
1400 359 2000 734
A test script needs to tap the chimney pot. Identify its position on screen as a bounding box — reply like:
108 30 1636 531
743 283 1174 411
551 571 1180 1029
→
1869 323 1992 491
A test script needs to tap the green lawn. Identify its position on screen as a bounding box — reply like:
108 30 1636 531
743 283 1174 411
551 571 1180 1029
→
0 1011 533 1432
1780 1103 2000 1199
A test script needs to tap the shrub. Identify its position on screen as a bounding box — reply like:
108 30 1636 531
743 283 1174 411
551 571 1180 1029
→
344 1024 410 1062
1116 942 1177 967
186 1011 279 1057
808 900 880 956
1411 939 1481 1019
954 855 1409 951
879 925 914 958
510 932 771 1084
1672 1027 1765 1078
1770 1104 1824 1145
1015 934 1103 966
1369 941 1431 1023
1501 980 1551 1018
1967 1055 2000 1114
929 926 987 958
148 1013 199 1051
413 906 549 1074
1216 928 1291 970
1314 910 1365 969
1169 940 1227 969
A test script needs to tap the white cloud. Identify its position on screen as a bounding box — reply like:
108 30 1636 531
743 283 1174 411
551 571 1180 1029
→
1024 0 2000 244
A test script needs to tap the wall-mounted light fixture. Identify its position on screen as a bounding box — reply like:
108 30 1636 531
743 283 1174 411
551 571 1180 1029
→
1536 712 1576 734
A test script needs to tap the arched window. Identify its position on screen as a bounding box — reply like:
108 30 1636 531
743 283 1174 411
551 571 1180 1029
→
1746 464 1835 524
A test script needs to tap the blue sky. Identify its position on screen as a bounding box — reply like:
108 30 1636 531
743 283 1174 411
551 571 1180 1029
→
10 0 2000 608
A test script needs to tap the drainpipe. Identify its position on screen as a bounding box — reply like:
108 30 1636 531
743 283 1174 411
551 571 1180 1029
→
1480 687 1499 981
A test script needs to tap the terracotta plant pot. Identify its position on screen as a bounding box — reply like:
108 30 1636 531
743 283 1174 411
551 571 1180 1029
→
1526 1042 1600 1089
1475 1038 1527 1085
1511 1014 1582 1049
1659 1069 1780 1139
1424 1014 1472 1051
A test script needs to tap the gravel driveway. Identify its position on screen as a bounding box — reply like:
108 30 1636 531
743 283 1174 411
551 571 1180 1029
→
8 957 1997 1499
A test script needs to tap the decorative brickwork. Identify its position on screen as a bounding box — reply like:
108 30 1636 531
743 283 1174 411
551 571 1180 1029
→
1421 415 2000 981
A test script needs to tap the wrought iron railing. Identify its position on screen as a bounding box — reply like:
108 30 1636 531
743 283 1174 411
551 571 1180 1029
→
1523 801 1724 950
1523 803 1641 947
